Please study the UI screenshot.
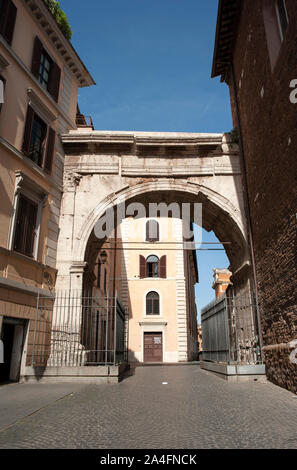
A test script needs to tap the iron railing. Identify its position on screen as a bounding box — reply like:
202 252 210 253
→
27 291 128 367
76 114 94 129
201 290 262 365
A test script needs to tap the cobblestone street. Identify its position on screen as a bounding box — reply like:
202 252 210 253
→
0 365 296 449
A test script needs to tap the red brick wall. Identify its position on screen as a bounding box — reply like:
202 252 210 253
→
226 0 297 393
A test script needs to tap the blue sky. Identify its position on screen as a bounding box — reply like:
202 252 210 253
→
59 0 232 316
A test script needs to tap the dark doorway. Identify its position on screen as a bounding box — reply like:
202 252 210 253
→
144 332 163 363
0 322 15 383
0 317 27 384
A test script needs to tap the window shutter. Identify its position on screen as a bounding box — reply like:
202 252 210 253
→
31 36 43 79
0 75 6 113
22 105 35 155
48 61 61 102
43 127 55 173
2 0 16 45
13 195 27 253
25 200 38 257
139 255 146 278
145 221 150 241
160 255 167 278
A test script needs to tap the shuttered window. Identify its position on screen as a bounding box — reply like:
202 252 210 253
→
31 36 61 102
0 0 17 46
13 194 38 257
146 291 160 316
22 105 56 174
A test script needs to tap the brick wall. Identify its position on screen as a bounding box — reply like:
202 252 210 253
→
227 0 297 393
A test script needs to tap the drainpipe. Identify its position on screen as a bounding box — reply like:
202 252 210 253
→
230 62 263 359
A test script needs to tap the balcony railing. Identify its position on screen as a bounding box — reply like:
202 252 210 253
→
76 114 94 130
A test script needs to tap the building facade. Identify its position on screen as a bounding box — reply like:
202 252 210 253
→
121 217 198 363
212 0 297 392
0 0 94 383
212 268 232 299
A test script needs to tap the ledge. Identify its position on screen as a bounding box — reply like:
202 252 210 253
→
200 361 266 382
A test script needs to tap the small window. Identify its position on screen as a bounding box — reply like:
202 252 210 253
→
146 255 159 278
276 0 288 41
13 194 38 257
146 291 160 316
146 220 159 242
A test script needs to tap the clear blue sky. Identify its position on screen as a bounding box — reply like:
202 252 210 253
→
59 0 232 316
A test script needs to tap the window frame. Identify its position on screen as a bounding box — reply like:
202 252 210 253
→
145 291 160 316
29 112 48 167
38 49 53 92
9 171 48 261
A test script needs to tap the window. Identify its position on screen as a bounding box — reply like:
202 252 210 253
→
22 105 56 173
146 255 159 278
39 50 52 91
146 291 160 316
31 37 61 102
146 220 159 242
13 194 38 257
0 0 17 46
139 255 167 279
29 113 47 167
276 0 288 41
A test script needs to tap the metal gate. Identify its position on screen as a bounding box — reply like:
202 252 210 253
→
201 291 262 365
26 291 129 367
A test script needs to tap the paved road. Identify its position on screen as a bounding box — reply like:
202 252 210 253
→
0 365 296 449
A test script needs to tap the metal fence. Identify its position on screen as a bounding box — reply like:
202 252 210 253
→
201 291 262 365
27 291 128 367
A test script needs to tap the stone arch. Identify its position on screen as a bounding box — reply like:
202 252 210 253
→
74 179 248 272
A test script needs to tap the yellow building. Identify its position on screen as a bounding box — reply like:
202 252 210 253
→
0 0 94 383
119 217 198 363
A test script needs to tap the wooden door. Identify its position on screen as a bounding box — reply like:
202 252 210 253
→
144 332 163 363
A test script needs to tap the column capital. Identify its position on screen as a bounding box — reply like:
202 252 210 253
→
69 261 87 274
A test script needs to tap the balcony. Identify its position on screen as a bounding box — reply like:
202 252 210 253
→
76 113 94 130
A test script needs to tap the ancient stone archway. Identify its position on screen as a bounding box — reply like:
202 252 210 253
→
56 130 251 295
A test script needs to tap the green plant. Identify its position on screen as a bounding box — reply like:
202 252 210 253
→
228 127 239 144
44 0 73 40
